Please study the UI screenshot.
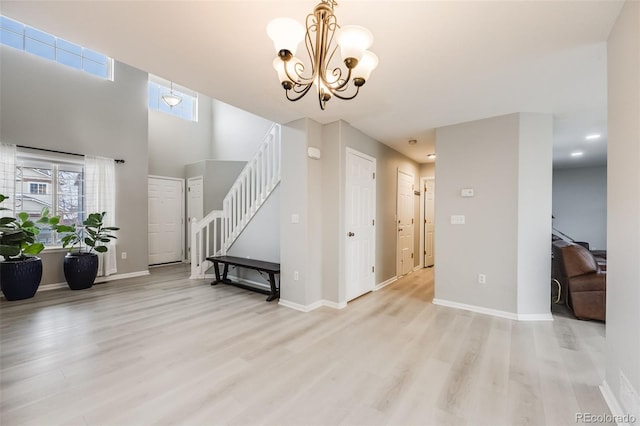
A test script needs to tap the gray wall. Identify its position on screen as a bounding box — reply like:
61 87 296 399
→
185 160 246 214
280 119 311 305
0 45 149 284
552 166 607 250
148 96 213 178
435 113 552 317
281 119 421 307
606 0 640 416
226 186 280 286
211 100 274 161
420 162 435 179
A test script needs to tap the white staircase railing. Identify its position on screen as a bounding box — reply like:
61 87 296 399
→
190 124 281 279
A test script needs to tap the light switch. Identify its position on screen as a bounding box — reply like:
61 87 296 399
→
291 214 300 224
451 215 465 225
461 188 474 197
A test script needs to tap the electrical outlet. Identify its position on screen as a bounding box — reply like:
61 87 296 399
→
121 252 127 260
478 274 486 284
294 271 299 281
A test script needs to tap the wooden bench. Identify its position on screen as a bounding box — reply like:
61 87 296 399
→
206 255 280 301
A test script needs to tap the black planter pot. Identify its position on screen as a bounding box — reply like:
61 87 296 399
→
0 256 43 301
64 252 99 290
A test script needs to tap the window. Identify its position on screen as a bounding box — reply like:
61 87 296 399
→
0 15 113 80
15 154 84 247
148 80 198 122
29 183 47 195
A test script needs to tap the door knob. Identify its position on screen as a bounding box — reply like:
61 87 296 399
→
398 228 403 231
348 232 355 237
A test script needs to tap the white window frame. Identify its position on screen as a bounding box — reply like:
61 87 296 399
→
0 15 114 80
14 152 85 249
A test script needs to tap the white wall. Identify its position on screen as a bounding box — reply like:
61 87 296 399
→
605 0 640 418
435 113 552 318
552 166 607 250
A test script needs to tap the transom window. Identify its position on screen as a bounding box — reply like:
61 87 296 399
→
15 154 85 247
148 78 198 122
0 15 113 80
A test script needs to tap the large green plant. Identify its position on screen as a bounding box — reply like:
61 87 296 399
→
55 212 119 254
0 194 59 261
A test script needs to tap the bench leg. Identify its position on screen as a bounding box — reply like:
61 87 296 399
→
222 264 232 284
266 272 279 302
211 261 221 285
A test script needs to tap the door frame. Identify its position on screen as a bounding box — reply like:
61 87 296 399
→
420 177 435 268
148 175 186 264
344 147 376 303
396 169 415 277
186 176 204 263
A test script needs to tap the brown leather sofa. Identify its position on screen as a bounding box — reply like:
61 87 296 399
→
552 240 606 321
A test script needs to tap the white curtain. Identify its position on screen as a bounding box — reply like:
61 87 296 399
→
0 143 16 214
85 155 117 277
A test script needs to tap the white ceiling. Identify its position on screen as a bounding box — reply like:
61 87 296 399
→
1 0 623 167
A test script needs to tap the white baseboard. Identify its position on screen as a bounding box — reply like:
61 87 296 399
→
413 264 423 272
374 276 397 291
432 298 553 321
600 380 637 426
321 300 347 309
279 299 347 312
40 270 150 290
94 270 150 284
278 299 323 312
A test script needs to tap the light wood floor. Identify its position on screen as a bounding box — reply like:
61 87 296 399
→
1 265 611 426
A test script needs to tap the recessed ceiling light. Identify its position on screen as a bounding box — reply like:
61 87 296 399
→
427 153 436 159
585 134 601 140
571 151 584 157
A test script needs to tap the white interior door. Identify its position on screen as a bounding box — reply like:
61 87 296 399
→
187 176 204 262
397 170 414 276
424 178 435 267
345 149 376 302
148 176 184 265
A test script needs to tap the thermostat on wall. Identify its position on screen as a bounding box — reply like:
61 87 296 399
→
461 188 474 197
307 147 321 160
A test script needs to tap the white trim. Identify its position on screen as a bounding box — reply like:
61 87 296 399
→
279 299 323 312
413 264 423 272
279 299 347 312
39 270 150 290
322 300 347 309
374 276 398 291
600 381 635 426
517 313 554 321
94 270 150 283
432 298 553 321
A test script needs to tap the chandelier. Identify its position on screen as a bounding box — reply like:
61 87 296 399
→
161 81 182 108
267 0 378 110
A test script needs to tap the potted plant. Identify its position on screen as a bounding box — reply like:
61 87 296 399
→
54 212 119 290
0 194 58 300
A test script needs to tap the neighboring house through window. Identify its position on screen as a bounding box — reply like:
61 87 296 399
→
15 153 84 246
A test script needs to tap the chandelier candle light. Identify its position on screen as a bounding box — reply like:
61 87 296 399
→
267 0 378 110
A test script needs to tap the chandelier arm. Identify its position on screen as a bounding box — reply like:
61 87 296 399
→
282 59 315 86
286 83 315 101
328 84 361 101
